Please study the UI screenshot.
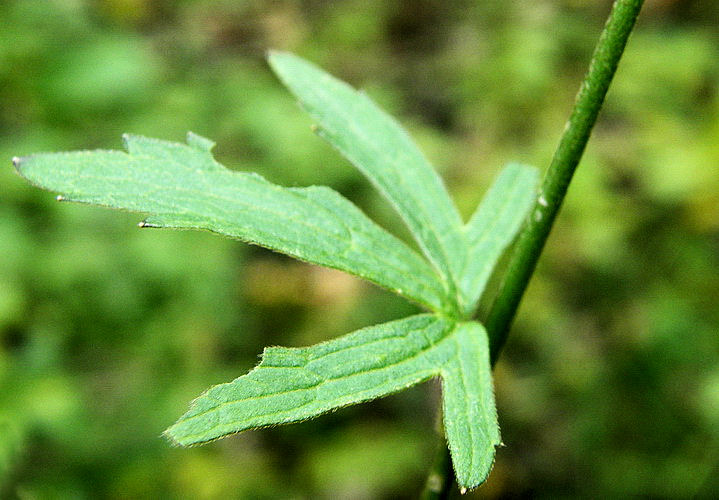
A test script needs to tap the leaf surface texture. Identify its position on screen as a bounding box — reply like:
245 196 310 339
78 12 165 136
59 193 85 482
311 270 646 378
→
269 51 466 299
12 52 545 491
14 133 451 312
165 314 500 489
460 163 539 314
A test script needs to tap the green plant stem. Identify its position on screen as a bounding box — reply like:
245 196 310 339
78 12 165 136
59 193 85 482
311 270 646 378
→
422 0 644 496
487 0 644 361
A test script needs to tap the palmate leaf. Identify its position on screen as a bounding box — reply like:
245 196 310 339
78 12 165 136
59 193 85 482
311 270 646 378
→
269 52 466 300
12 51 542 491
13 133 453 313
165 314 500 490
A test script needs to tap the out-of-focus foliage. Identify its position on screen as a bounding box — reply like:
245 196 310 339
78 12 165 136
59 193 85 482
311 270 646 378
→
1 0 718 498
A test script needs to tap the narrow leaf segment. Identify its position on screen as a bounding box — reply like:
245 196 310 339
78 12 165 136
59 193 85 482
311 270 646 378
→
13 133 452 314
441 322 499 489
460 163 539 316
165 314 500 490
269 51 466 302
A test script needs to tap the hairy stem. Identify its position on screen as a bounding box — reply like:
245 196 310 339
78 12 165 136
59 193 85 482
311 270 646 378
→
422 0 644 496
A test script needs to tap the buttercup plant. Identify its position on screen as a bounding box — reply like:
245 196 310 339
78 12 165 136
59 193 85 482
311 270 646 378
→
12 0 644 493
14 52 537 489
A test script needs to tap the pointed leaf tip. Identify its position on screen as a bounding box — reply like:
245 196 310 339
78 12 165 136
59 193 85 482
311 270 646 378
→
186 132 215 152
266 49 290 65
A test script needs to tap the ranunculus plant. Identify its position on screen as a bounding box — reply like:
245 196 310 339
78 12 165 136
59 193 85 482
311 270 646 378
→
12 0 644 494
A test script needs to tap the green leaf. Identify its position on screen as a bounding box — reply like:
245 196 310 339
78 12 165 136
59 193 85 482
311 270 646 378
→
13 133 452 313
165 314 452 445
460 163 539 315
440 321 500 490
165 314 499 490
12 53 542 491
268 51 466 297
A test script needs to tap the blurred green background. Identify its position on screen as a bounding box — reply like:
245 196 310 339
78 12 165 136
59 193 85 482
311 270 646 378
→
2 0 718 498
